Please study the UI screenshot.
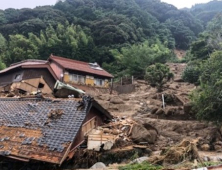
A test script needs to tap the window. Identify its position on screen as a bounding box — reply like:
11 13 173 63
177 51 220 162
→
94 78 104 86
69 74 86 84
14 74 21 80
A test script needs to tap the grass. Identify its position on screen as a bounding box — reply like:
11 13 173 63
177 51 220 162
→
119 162 163 170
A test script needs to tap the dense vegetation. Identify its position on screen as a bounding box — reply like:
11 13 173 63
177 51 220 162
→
180 12 222 123
0 0 217 76
0 0 222 80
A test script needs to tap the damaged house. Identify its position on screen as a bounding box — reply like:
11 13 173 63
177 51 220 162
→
48 55 113 88
0 60 58 94
0 96 112 164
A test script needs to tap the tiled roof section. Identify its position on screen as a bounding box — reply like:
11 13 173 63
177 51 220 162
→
0 98 90 164
49 55 114 78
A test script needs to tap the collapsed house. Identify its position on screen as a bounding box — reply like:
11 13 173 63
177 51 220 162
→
0 60 58 94
0 96 112 165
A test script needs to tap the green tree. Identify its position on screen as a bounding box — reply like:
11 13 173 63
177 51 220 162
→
145 63 173 91
6 34 39 64
182 60 201 84
106 40 173 78
191 51 222 123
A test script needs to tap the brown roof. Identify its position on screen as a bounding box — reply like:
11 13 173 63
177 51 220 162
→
49 55 114 78
0 60 58 80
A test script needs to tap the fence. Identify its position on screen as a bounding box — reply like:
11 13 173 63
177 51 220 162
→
113 84 135 94
112 76 135 94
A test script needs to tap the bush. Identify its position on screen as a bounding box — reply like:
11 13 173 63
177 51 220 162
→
145 63 173 91
182 61 201 84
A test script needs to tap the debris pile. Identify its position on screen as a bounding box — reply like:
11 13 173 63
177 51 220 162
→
86 117 159 152
149 139 200 166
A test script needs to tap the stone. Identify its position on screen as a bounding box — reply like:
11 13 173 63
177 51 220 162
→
200 144 210 151
165 108 176 115
151 107 158 114
103 141 114 150
202 156 210 162
110 97 124 104
155 108 165 115
214 144 222 151
90 162 106 169
130 156 149 164
131 124 157 144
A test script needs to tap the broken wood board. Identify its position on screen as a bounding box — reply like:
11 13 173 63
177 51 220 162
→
87 133 116 151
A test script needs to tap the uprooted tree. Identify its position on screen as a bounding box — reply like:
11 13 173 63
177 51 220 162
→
145 63 173 91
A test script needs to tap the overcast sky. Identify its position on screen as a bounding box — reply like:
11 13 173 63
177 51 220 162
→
0 0 213 10
0 0 56 10
161 0 212 9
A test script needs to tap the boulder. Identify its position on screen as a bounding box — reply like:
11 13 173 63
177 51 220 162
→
130 156 149 164
165 108 176 115
200 144 210 151
131 124 157 144
90 162 106 169
110 97 124 104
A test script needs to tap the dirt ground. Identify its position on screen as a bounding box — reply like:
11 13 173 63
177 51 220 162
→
94 63 222 164
1 63 221 169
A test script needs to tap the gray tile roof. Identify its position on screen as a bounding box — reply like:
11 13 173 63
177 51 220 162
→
0 97 91 164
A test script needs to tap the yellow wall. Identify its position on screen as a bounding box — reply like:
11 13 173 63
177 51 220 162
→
63 72 69 83
86 76 94 86
104 80 109 88
65 72 109 88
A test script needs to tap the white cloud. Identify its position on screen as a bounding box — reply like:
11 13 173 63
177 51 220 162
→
161 0 211 9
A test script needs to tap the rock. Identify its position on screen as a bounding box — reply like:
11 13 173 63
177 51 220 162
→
103 141 114 150
131 124 157 144
97 95 111 101
214 144 222 151
174 78 184 82
200 144 210 151
110 97 124 104
90 162 106 169
144 148 152 155
130 156 149 164
165 108 176 115
202 156 210 162
151 107 158 114
184 103 193 114
155 108 165 115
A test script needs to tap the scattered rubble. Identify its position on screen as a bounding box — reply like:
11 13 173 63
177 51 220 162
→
149 139 200 165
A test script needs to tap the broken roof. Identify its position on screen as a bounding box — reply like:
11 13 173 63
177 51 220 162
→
0 97 111 164
0 59 58 80
49 55 114 78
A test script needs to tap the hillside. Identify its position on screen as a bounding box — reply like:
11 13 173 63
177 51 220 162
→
0 0 222 77
190 0 222 24
0 0 215 73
